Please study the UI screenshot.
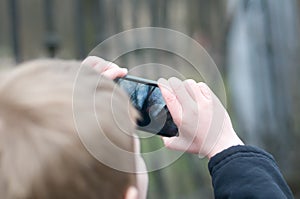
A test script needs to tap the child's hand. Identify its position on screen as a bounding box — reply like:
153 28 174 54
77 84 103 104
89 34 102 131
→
81 56 128 79
158 77 244 159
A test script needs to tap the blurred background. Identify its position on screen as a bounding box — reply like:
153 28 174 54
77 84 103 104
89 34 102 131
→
1 0 300 198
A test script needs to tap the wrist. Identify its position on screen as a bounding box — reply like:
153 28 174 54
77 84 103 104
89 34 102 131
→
207 136 244 159
207 130 244 159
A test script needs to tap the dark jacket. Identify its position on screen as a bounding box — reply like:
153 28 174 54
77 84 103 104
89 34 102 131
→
208 145 294 199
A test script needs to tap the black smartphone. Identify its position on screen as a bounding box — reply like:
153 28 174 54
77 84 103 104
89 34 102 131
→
115 75 178 137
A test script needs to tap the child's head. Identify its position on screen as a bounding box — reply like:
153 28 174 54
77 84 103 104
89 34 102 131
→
0 59 145 199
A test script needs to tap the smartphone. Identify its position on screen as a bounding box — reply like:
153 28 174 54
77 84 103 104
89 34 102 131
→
115 75 178 137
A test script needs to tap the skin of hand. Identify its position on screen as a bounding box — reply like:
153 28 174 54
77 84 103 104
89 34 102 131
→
158 77 244 159
81 56 128 79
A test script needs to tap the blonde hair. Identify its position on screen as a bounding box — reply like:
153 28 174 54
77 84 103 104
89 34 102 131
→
0 59 137 199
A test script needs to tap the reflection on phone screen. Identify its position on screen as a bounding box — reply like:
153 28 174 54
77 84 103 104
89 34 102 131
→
116 78 178 137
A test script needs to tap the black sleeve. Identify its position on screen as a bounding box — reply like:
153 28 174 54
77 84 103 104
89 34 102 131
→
208 145 294 199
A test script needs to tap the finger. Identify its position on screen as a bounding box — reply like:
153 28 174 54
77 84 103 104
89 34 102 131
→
101 68 128 79
162 136 192 152
82 56 115 74
81 56 106 68
168 77 194 110
162 137 181 150
83 56 122 75
158 78 176 102
93 60 118 73
197 82 212 101
184 82 212 105
158 78 182 125
183 79 197 101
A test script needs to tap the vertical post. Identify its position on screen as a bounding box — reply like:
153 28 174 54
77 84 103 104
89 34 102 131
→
44 0 60 58
8 0 21 63
74 0 86 59
150 0 159 27
161 0 167 27
113 0 122 33
94 0 105 44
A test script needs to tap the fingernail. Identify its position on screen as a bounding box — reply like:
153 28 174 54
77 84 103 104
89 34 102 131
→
199 82 211 99
185 79 197 84
169 77 182 90
158 78 173 92
92 57 106 66
106 61 119 68
158 78 167 85
121 68 128 73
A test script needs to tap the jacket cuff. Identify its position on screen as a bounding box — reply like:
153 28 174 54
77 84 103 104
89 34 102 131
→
208 145 277 175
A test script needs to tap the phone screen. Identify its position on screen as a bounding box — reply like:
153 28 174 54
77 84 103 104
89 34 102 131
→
115 75 178 137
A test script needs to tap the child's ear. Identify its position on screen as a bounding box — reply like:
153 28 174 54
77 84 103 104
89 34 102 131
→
124 186 138 199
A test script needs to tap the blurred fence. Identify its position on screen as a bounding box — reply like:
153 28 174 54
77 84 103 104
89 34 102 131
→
0 0 227 64
0 1 228 198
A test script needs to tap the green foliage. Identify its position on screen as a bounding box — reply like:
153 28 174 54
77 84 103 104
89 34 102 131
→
140 136 213 199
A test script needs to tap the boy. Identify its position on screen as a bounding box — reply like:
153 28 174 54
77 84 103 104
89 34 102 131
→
0 59 142 199
0 57 293 198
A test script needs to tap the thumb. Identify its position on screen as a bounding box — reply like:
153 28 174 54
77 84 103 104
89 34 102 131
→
101 68 128 79
162 136 185 151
